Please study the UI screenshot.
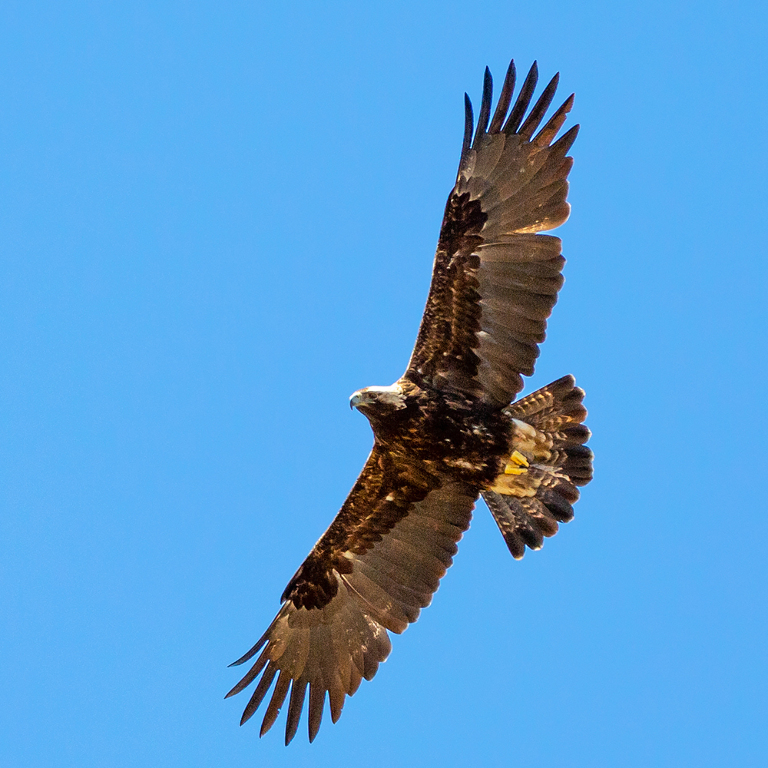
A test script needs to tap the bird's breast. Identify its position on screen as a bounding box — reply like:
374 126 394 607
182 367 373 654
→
374 395 511 487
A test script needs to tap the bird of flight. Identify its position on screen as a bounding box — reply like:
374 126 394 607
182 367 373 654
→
227 59 593 744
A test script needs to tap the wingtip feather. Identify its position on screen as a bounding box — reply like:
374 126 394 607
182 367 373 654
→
503 60 539 134
489 59 516 133
473 66 493 145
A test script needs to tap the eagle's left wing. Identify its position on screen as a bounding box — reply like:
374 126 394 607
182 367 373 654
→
405 61 578 406
227 448 477 744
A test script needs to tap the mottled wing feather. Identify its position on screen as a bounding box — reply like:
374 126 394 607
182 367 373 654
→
227 448 477 743
405 61 578 406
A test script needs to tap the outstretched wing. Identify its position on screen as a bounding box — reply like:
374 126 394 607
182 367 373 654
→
227 448 477 744
405 61 578 406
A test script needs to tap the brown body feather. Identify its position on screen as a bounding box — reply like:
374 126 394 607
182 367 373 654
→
228 60 593 744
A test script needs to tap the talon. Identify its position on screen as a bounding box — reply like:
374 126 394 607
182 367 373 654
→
511 450 529 467
503 451 530 475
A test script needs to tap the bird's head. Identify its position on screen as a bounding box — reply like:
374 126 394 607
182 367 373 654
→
349 383 407 417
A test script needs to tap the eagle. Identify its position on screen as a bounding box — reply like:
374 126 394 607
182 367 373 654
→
226 59 593 744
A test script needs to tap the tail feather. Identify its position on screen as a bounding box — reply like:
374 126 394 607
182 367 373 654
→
508 376 591 453
483 375 593 559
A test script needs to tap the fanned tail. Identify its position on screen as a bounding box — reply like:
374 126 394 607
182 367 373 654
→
482 375 592 559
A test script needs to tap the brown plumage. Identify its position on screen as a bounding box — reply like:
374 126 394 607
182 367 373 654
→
227 59 593 744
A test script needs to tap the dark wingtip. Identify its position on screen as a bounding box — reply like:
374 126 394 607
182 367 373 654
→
554 123 580 155
534 91 576 146
463 92 473 148
519 71 561 139
229 647 257 667
472 66 493 145
489 59 516 133
503 60 539 134
456 92 474 177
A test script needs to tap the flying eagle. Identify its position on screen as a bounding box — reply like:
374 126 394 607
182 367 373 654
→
227 59 593 744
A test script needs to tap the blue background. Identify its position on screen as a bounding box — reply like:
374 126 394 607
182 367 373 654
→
2 1 767 766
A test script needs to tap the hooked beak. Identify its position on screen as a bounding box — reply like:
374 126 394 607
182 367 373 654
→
350 391 362 410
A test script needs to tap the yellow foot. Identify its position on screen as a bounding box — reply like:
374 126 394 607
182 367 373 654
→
503 450 530 475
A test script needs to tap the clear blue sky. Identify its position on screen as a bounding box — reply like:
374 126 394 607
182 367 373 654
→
2 1 767 766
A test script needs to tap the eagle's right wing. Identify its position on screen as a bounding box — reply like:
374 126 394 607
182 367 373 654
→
405 61 578 407
226 448 477 744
